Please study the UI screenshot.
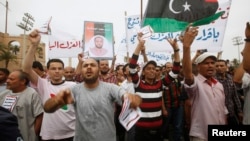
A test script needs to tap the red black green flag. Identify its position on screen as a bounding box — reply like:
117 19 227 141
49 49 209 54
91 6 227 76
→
142 0 224 33
84 21 113 43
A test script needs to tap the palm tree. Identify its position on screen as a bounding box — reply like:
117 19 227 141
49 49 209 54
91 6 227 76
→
0 43 18 68
10 44 20 55
231 58 240 68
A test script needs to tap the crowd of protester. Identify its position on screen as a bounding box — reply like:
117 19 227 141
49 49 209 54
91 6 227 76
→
0 22 250 141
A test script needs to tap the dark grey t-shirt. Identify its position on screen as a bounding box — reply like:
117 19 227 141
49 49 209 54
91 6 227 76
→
71 81 125 141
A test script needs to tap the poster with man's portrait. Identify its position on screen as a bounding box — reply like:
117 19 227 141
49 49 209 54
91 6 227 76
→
83 21 114 60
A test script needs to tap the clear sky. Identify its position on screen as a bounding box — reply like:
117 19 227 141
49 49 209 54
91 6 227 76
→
0 0 249 66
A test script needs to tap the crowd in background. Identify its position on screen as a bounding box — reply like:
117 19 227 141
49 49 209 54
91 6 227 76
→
0 22 250 141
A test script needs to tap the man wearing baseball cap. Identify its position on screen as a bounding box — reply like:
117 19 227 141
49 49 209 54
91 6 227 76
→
194 52 217 65
181 25 228 141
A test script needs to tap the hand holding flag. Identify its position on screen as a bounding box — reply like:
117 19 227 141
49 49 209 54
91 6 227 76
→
28 29 41 46
38 16 52 35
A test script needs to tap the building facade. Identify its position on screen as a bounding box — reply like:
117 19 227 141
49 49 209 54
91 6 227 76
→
0 32 46 72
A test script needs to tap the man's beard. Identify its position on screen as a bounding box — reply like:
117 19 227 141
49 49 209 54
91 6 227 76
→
0 80 5 84
96 46 102 49
216 71 224 75
84 75 99 84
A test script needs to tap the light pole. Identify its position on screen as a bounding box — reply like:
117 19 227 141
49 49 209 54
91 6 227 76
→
17 13 35 65
0 0 9 34
232 36 244 63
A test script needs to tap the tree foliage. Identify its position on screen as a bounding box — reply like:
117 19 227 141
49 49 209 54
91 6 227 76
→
0 43 18 68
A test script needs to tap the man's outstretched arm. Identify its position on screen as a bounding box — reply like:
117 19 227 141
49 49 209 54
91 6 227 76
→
22 29 41 85
242 22 250 73
181 25 199 85
44 89 74 113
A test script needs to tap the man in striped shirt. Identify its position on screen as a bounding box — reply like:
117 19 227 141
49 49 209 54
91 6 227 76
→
215 59 243 125
129 33 180 141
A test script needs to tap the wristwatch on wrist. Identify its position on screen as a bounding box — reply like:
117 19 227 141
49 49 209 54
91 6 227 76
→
174 49 180 52
245 38 250 42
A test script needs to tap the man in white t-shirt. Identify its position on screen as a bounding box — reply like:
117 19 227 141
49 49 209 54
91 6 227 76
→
23 30 76 141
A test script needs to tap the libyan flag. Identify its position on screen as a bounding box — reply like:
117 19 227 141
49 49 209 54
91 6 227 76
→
84 21 113 43
142 0 225 33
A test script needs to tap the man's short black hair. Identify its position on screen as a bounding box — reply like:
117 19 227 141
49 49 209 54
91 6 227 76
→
122 63 129 73
142 60 157 70
32 61 44 71
217 59 227 65
46 59 64 69
156 65 162 70
115 64 124 72
0 68 10 76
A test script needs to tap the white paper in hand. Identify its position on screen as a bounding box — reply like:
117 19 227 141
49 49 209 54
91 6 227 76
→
38 16 52 35
138 25 154 40
119 97 141 131
82 51 89 61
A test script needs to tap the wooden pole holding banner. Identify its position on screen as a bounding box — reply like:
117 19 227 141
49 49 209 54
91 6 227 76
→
140 0 143 20
125 11 129 63
5 1 8 34
68 57 72 67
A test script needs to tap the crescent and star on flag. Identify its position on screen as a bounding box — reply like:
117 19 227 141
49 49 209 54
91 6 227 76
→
169 0 191 14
